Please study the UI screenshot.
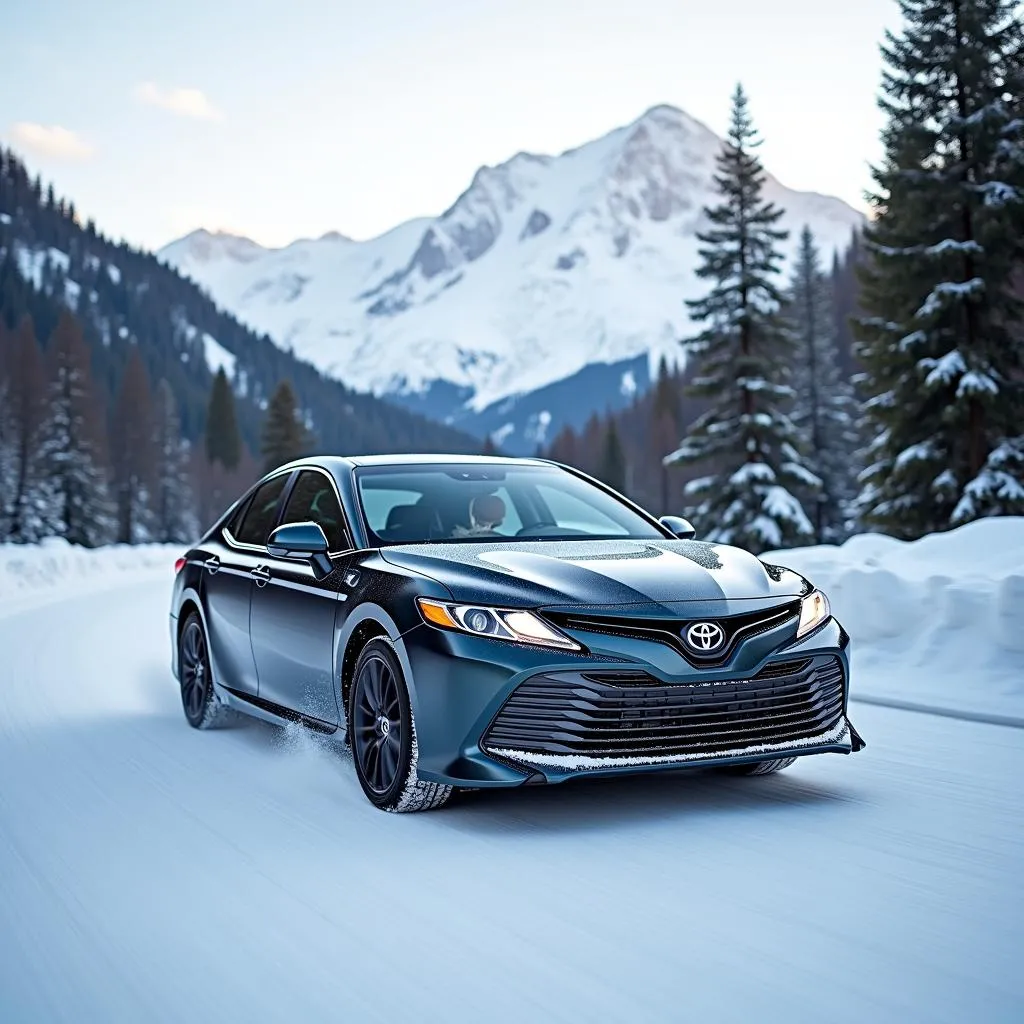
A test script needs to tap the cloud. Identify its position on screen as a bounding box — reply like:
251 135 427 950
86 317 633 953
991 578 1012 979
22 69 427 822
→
134 82 224 121
9 122 94 161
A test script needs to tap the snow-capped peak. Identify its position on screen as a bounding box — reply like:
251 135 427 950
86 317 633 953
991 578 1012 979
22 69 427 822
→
159 104 864 422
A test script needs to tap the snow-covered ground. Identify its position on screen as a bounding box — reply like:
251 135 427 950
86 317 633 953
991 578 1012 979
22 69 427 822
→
1 574 1022 1022
0 522 1022 1022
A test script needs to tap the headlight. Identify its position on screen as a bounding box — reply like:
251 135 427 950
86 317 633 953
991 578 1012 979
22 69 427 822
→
796 589 831 638
417 599 581 651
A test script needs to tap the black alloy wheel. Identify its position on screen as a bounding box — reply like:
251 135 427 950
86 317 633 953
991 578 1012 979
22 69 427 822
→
349 638 452 812
178 613 232 730
353 649 405 796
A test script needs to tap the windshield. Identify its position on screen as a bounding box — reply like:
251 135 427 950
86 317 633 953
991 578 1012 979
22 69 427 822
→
355 463 665 545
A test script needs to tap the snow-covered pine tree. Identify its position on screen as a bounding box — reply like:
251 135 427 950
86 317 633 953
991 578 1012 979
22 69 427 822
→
44 311 116 547
788 227 861 542
855 0 1024 537
152 378 198 543
665 85 816 553
0 322 15 541
0 316 60 543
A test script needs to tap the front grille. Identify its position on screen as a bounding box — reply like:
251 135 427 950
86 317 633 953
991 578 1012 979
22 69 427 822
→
546 602 800 668
483 655 845 762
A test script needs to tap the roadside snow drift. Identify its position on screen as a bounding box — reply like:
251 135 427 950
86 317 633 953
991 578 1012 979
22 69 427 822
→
768 517 1024 718
0 539 178 618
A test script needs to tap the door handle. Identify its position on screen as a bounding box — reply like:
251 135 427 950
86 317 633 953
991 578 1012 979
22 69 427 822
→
204 556 221 574
250 565 271 587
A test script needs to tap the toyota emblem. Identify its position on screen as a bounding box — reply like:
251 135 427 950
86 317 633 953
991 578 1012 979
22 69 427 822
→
685 621 725 652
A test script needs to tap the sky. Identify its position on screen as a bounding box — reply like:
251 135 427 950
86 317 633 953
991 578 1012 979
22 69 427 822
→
2 0 897 251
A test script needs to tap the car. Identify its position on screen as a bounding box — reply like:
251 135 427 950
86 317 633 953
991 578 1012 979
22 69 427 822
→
170 454 865 811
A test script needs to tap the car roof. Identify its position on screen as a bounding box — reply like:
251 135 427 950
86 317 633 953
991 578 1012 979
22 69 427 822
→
279 453 555 471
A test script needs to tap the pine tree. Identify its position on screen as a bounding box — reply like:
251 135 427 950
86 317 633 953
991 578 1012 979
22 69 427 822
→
0 321 15 540
0 316 60 542
152 379 198 543
261 379 308 473
855 0 1024 537
44 311 116 547
599 421 627 494
111 348 155 543
546 425 580 469
789 227 861 542
651 355 683 514
666 85 816 553
831 231 865 378
204 368 241 471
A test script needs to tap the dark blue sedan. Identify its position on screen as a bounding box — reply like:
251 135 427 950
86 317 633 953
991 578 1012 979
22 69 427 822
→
171 455 864 811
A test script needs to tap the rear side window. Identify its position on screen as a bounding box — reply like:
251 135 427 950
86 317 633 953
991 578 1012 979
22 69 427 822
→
234 474 289 546
279 470 348 551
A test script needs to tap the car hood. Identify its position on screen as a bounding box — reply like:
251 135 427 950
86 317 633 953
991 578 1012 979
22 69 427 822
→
379 538 810 612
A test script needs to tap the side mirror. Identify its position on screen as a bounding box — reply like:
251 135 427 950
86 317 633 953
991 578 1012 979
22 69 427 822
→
268 521 329 556
268 521 332 579
659 515 696 540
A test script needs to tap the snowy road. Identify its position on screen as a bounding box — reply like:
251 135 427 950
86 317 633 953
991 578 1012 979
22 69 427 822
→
1 579 1022 1023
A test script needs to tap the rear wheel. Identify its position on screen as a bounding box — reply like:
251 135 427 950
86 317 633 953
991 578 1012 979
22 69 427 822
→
350 638 452 812
178 613 234 730
720 757 797 776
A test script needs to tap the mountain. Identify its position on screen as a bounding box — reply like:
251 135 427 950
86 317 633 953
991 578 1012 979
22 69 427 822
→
159 105 864 452
0 147 479 461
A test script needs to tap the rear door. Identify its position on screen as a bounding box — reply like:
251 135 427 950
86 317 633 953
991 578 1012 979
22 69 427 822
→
249 469 351 726
202 472 291 698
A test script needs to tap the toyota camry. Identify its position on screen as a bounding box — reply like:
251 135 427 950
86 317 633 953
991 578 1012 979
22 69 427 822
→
170 455 865 811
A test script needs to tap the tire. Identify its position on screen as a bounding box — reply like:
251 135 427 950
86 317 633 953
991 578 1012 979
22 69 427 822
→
178 613 235 730
349 638 452 812
720 757 797 776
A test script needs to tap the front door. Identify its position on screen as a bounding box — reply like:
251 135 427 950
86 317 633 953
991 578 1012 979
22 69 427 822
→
250 469 352 726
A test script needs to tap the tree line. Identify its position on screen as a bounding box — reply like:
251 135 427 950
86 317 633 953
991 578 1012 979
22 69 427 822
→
548 0 1024 551
0 306 325 546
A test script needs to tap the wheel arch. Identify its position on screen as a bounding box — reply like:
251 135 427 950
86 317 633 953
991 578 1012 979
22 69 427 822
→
177 596 202 640
173 588 214 683
337 604 419 725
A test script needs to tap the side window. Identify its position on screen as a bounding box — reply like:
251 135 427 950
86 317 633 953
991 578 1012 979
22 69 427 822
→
279 471 348 551
234 474 289 546
226 495 251 537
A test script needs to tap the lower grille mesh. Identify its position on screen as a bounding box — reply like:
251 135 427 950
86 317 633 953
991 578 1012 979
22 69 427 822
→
483 656 844 760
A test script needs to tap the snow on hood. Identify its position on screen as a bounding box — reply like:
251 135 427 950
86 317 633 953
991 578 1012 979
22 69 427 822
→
379 538 809 610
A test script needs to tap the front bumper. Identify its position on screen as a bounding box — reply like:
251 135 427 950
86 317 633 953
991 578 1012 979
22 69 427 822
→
403 614 860 788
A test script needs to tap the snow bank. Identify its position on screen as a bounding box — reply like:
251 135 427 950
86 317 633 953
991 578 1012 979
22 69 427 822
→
0 539 180 618
768 517 1024 718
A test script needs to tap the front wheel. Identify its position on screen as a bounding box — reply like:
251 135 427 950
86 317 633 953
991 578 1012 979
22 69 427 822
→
719 756 797 776
349 639 452 812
